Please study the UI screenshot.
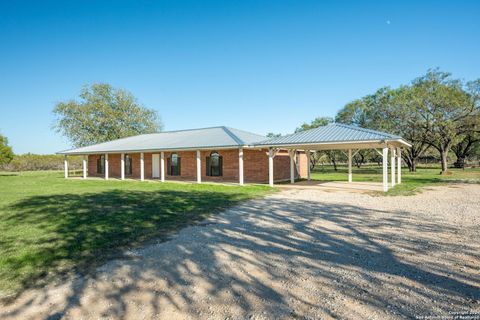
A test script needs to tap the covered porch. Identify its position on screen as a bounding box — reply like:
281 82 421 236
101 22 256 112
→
259 123 411 192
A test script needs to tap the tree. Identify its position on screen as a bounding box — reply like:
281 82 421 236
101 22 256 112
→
412 70 477 173
295 117 333 133
266 132 282 138
0 134 14 165
53 83 163 148
451 80 480 168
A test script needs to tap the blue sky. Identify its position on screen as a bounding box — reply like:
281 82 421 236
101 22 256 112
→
1 0 479 154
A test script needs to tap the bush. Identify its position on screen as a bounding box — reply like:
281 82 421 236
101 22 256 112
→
0 153 83 172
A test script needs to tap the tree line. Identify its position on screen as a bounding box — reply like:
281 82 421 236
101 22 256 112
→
286 69 480 173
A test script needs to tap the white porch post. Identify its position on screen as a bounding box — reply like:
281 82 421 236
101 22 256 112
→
382 147 388 192
196 150 201 183
391 147 396 187
306 150 311 181
239 148 244 185
105 154 109 180
397 147 402 184
140 152 144 181
348 149 352 183
121 153 125 180
160 151 165 182
82 155 87 179
290 150 295 184
64 155 68 179
268 148 274 187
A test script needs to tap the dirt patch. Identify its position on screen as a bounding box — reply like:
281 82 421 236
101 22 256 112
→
1 184 479 319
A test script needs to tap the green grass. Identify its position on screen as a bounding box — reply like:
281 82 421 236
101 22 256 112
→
311 164 480 195
0 171 273 299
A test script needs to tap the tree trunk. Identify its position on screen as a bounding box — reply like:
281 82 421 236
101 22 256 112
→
332 158 337 171
453 157 465 169
440 150 448 173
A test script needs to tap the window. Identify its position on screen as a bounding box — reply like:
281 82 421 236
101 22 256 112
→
207 151 223 176
124 154 132 175
168 153 181 176
97 155 105 174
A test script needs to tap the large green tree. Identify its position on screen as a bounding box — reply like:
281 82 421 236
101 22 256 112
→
412 70 478 173
53 83 163 148
0 133 14 165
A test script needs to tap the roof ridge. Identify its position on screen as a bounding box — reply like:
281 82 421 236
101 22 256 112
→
221 126 245 145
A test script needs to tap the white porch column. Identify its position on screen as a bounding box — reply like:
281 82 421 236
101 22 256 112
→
382 147 388 192
105 154 109 180
120 153 125 180
82 155 87 179
348 149 352 183
306 150 311 181
397 147 402 184
290 150 295 184
196 150 201 183
268 148 274 187
160 151 165 182
140 152 144 181
239 148 244 185
391 147 396 187
64 155 68 178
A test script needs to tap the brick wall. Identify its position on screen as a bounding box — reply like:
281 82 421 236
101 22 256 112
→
87 148 307 184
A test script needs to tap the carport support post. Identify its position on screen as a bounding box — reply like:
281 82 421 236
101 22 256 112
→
268 148 274 187
140 152 144 181
196 150 201 183
397 147 402 184
239 148 244 185
82 155 87 179
348 149 352 183
160 151 165 182
306 150 311 181
120 153 125 180
382 147 388 192
391 147 396 187
105 154 109 180
64 155 68 178
290 150 295 184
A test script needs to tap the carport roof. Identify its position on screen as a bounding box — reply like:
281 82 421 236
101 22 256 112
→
57 126 266 154
255 123 411 149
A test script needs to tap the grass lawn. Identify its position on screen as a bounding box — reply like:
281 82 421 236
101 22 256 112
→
311 164 480 195
0 171 272 300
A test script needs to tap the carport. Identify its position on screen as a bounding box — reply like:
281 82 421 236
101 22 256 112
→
255 123 411 192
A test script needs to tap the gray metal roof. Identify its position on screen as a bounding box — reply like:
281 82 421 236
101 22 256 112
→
255 123 406 146
58 126 266 154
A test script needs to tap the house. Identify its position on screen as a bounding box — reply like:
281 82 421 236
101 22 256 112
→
58 123 410 191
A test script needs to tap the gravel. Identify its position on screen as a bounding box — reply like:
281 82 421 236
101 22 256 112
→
1 184 479 319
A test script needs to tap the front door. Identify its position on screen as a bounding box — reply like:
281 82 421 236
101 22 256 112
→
152 154 160 178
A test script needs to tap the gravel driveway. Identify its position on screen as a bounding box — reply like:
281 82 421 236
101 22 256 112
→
1 184 479 319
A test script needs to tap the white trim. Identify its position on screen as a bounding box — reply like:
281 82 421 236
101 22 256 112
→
382 147 388 192
121 153 125 180
196 150 201 183
239 148 244 186
397 147 402 184
348 149 352 183
64 155 68 179
268 148 274 187
140 152 144 181
391 147 396 187
160 151 165 182
105 153 109 180
152 154 160 178
82 155 87 179
289 150 295 184
256 138 411 149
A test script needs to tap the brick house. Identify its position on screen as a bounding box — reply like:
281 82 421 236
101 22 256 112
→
59 123 410 191
60 126 308 185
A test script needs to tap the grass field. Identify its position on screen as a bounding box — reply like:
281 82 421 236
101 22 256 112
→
0 171 272 299
311 164 480 195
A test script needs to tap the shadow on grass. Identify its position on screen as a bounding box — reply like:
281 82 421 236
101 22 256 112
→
1 189 252 300
2 190 479 318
